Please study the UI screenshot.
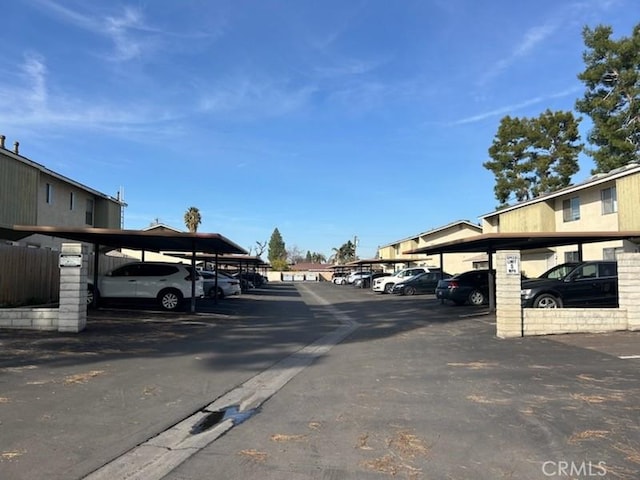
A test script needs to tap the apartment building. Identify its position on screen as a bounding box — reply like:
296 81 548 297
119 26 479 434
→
480 162 640 277
0 135 125 250
376 220 483 274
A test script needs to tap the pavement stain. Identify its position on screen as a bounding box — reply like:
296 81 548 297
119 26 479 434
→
467 394 511 405
1 450 26 461
359 429 432 479
612 440 640 465
238 449 268 463
270 433 307 443
447 361 499 369
570 392 626 404
568 429 610 444
63 370 105 385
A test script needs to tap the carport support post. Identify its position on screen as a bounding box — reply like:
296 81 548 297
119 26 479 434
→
58 243 88 333
495 250 523 339
189 249 197 314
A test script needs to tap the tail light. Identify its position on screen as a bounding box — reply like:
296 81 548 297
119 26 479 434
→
448 281 459 289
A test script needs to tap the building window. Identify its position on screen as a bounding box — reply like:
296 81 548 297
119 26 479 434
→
562 197 580 222
601 186 617 215
85 199 94 225
69 192 75 210
46 183 53 204
564 251 580 262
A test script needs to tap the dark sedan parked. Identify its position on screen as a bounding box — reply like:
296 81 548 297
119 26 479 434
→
521 261 618 308
392 271 452 295
435 269 492 306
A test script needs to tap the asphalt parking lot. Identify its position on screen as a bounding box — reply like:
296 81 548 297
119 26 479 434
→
1 282 639 479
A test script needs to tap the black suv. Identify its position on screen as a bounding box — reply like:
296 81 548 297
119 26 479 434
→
521 261 618 308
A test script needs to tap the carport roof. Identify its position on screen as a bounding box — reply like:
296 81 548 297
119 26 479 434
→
403 231 640 255
169 253 269 267
344 258 420 266
0 224 248 254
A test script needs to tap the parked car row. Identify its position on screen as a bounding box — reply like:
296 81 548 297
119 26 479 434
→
87 261 268 311
333 261 620 309
435 261 618 308
333 267 449 294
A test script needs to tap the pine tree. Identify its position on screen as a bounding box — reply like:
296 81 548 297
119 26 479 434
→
268 228 286 265
484 111 582 206
575 23 640 172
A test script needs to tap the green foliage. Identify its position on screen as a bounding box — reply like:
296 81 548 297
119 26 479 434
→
183 206 202 233
270 258 289 271
576 23 640 172
331 240 356 264
310 252 327 263
303 250 327 263
484 110 582 206
268 228 287 264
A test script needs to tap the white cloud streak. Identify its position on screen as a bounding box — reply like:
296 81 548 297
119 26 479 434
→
34 1 164 62
198 77 318 119
449 86 582 125
478 22 559 86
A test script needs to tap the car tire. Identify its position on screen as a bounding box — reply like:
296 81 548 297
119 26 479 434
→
468 289 485 306
383 283 394 294
217 287 225 299
158 289 183 311
404 286 417 296
533 293 562 308
87 286 99 308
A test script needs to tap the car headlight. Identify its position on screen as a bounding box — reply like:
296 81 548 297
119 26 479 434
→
521 288 532 298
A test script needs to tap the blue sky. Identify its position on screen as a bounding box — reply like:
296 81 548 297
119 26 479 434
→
1 1 636 259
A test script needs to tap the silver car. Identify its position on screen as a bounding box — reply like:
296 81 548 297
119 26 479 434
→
200 270 241 299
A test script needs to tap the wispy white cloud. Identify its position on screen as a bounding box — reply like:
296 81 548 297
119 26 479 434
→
21 53 48 109
0 54 184 135
449 86 582 125
478 22 559 86
33 1 219 62
34 1 149 61
313 58 384 78
198 77 317 119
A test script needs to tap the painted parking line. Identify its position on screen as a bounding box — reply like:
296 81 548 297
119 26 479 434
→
619 354 640 359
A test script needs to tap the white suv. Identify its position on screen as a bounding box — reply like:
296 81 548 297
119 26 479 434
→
372 267 431 294
88 262 204 311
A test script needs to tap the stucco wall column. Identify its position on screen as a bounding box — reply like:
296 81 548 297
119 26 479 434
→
617 252 640 331
495 250 523 338
58 243 88 333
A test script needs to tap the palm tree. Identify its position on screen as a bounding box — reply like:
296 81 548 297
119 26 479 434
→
311 252 327 263
330 241 355 264
184 207 202 233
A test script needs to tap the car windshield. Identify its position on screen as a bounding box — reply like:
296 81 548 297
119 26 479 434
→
539 264 580 280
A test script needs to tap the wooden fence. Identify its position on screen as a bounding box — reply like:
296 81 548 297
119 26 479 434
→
0 244 130 306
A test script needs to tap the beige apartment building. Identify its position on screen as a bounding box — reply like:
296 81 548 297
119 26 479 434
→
480 162 640 277
0 135 125 250
376 220 483 274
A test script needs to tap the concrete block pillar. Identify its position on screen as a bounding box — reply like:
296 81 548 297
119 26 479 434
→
58 243 88 333
495 250 523 339
617 252 640 331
